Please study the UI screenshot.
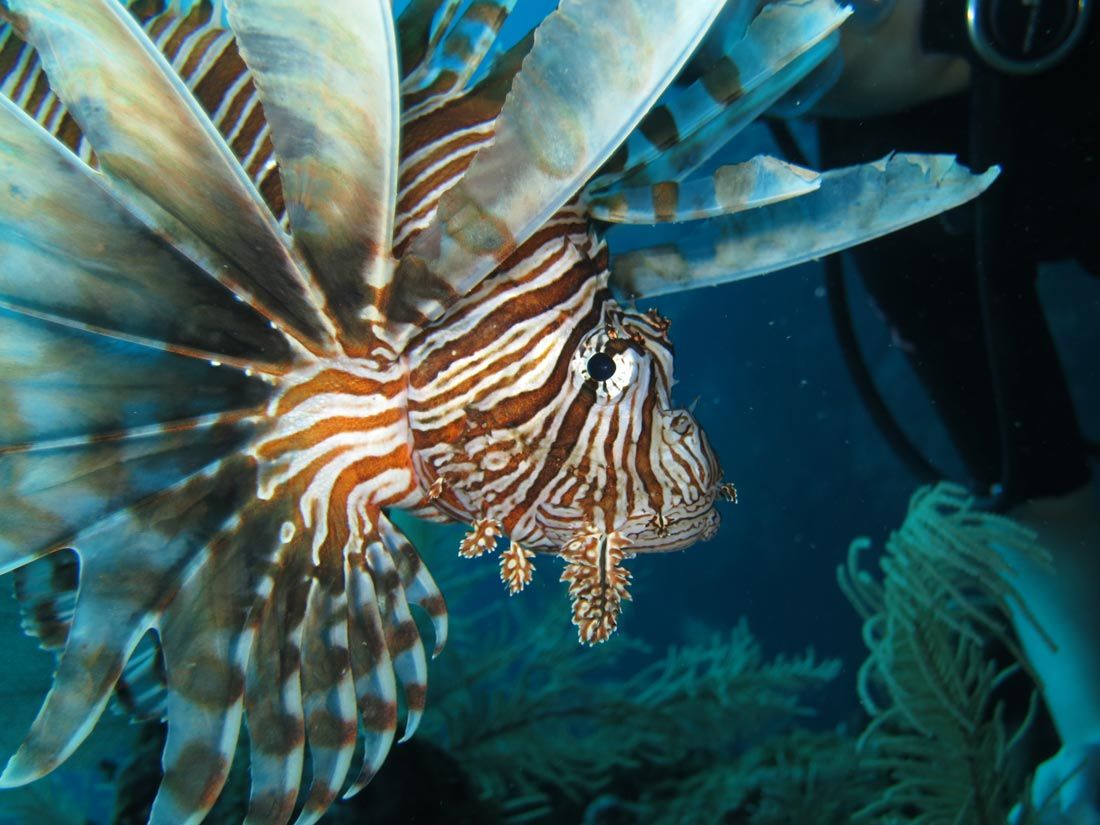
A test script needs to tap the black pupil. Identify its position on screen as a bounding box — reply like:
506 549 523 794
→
586 351 617 382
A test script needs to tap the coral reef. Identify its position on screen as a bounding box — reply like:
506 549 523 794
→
839 482 1048 824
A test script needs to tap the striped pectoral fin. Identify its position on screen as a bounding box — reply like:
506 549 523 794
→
391 0 728 335
365 533 429 741
0 420 254 578
243 526 309 825
225 0 400 347
149 531 260 825
0 454 256 789
1 0 335 354
0 308 271 449
11 549 78 652
591 0 849 190
608 155 1001 300
343 553 397 796
0 96 293 368
402 0 518 98
586 156 821 224
295 564 359 825
397 0 463 82
379 512 447 655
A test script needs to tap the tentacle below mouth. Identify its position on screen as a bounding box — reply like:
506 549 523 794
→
559 530 634 645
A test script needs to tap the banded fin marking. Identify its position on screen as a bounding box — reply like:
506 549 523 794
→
380 512 448 655
403 0 518 99
398 0 464 83
0 308 269 449
609 155 1001 299
243 508 308 825
365 532 428 742
0 455 254 789
391 0 727 338
295 559 357 824
589 0 849 191
150 536 255 825
0 93 292 369
343 552 396 796
11 550 77 652
586 156 821 224
2 0 335 354
225 0 400 350
0 421 253 578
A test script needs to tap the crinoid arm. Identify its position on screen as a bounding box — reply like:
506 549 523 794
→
608 155 1001 300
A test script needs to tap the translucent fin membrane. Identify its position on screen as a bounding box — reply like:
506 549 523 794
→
398 0 464 81
0 456 254 790
588 0 849 193
586 155 820 224
609 155 1000 299
0 95 291 369
4 0 334 355
226 0 400 349
402 0 519 98
391 0 727 335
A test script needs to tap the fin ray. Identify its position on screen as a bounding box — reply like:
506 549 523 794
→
392 0 727 335
586 156 821 224
0 93 293 367
226 0 400 346
609 155 1000 299
2 0 335 353
0 456 254 787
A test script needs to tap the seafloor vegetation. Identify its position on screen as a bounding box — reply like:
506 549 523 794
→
0 484 1054 825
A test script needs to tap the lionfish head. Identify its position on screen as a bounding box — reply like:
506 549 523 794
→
427 280 734 645
561 303 726 552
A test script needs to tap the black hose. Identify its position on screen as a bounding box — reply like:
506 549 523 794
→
824 255 944 484
766 119 945 485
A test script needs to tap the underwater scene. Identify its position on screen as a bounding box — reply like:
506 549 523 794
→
0 0 1097 822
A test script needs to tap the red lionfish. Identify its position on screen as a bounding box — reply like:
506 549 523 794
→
0 0 995 821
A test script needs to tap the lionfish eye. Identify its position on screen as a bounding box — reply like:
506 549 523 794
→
586 351 617 382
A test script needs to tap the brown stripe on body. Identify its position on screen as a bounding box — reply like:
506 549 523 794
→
408 240 578 388
157 1 214 62
473 288 607 433
397 126 491 199
255 411 406 461
501 386 597 535
633 380 664 514
599 403 627 522
177 26 225 79
275 369 402 416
